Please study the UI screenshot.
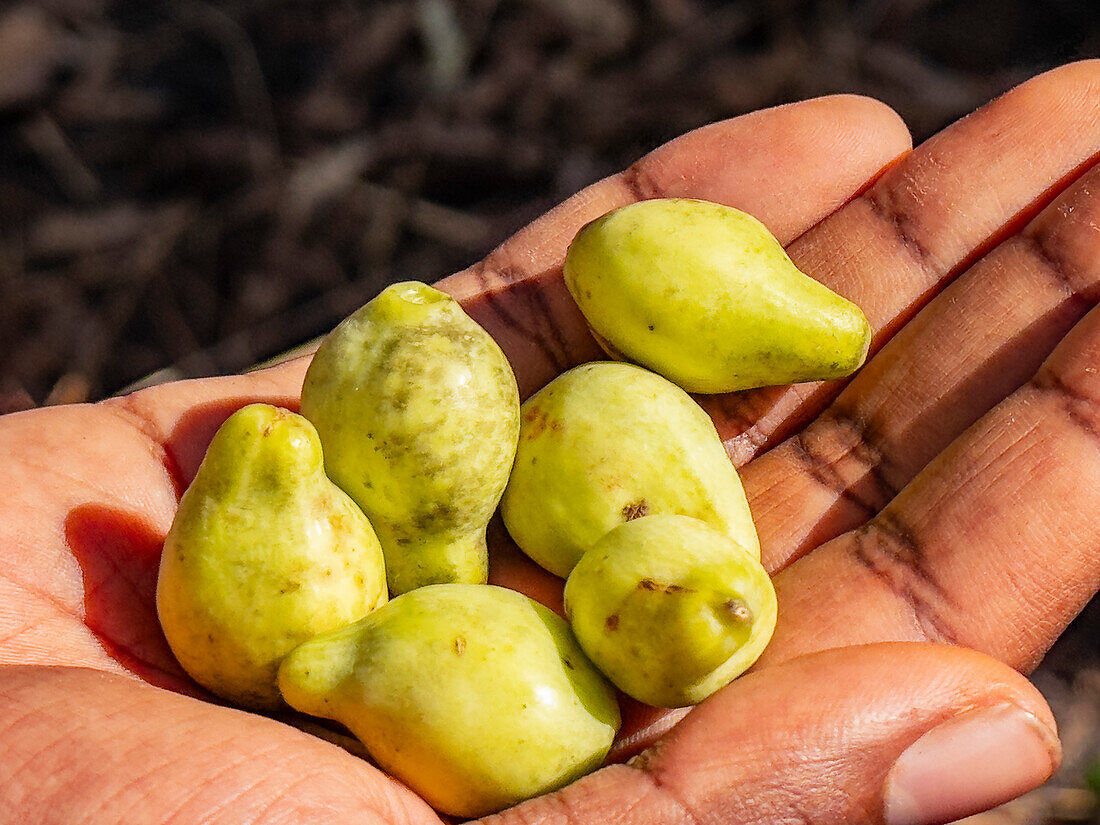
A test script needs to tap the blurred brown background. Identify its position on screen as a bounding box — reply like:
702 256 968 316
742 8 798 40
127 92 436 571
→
0 1 1098 822
4 0 1100 406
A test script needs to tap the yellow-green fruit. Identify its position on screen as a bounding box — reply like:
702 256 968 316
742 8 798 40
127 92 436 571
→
563 198 872 393
278 584 620 817
500 361 758 578
156 404 387 710
564 514 776 708
300 281 520 595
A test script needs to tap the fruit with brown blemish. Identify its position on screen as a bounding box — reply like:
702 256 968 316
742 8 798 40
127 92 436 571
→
563 198 872 393
277 583 620 817
300 281 521 594
564 513 776 708
500 361 758 578
156 403 387 710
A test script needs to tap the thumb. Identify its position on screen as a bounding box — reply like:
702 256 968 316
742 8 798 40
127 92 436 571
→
483 642 1060 825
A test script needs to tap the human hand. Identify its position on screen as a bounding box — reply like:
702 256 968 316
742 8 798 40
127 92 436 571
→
3 60 1099 825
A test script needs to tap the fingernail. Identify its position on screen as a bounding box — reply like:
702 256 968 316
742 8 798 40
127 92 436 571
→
884 703 1060 825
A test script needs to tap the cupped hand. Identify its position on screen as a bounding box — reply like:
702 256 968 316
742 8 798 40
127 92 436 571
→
3 60 1099 825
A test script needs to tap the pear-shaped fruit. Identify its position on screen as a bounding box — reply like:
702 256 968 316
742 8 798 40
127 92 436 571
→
564 198 872 393
156 404 387 710
565 514 776 708
500 361 758 578
278 583 620 817
301 281 520 595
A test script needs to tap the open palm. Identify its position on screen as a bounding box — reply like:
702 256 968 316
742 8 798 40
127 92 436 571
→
3 61 1099 825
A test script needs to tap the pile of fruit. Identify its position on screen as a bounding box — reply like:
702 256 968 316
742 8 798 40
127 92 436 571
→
155 198 871 817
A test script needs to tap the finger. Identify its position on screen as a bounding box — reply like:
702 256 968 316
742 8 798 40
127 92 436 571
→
759 298 1100 673
745 154 1100 571
712 59 1100 465
485 643 1060 825
440 94 911 396
0 664 440 825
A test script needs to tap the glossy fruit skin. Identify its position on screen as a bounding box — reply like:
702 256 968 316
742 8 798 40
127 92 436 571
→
564 198 872 393
500 361 758 578
278 584 621 818
300 281 520 595
564 514 776 708
156 404 387 710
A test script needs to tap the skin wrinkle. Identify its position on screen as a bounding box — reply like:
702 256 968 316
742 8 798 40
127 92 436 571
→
987 551 1054 671
0 582 114 677
198 757 307 825
848 514 960 647
468 261 572 375
623 761 704 825
165 746 267 825
6 711 82 810
1020 226 1098 302
84 743 184 825
106 397 187 501
618 163 665 203
0 622 40 651
8 440 118 506
0 565 81 623
1031 371 1100 442
864 187 939 272
193 729 333 814
786 431 868 517
521 273 575 374
788 406 901 520
941 415 1096 671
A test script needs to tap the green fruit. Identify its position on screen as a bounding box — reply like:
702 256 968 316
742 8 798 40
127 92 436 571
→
278 584 620 817
300 282 520 595
564 514 776 708
500 361 758 578
563 198 872 393
156 404 387 710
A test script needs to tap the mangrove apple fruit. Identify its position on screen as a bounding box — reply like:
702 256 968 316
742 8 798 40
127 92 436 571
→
563 198 872 393
156 403 387 710
278 583 620 817
300 281 520 594
564 514 776 708
500 361 758 577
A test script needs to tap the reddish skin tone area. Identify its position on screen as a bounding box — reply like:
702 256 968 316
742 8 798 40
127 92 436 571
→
4 61 1100 823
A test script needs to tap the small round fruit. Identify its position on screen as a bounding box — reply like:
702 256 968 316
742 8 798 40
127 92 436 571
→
563 198 871 393
278 584 621 818
564 514 776 708
157 404 387 710
301 281 520 594
501 361 758 578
